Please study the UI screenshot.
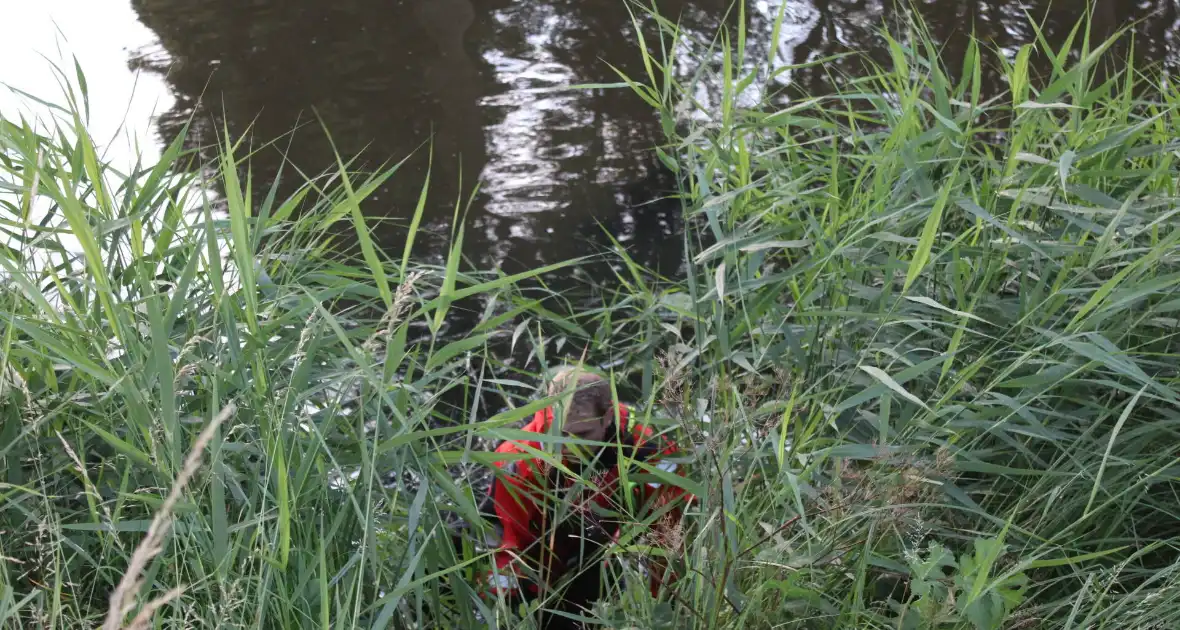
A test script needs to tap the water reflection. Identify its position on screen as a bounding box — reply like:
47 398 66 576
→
778 0 1178 100
1 1 173 168
8 0 1177 281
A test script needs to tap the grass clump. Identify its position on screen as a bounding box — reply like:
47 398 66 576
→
583 4 1180 629
0 70 584 628
3 4 1180 630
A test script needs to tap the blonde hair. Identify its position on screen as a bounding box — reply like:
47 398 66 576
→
547 367 612 426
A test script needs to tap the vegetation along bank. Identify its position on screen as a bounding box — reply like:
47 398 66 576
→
1 6 1179 630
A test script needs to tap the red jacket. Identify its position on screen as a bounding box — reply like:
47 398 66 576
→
481 405 688 598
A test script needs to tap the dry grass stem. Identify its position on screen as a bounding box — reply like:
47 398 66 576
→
100 402 237 630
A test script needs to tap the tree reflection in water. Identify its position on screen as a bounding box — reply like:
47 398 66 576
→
127 0 1177 281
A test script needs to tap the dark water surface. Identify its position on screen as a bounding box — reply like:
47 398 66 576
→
121 0 1177 277
12 1 1180 280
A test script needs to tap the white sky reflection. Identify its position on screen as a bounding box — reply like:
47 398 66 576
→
0 0 173 167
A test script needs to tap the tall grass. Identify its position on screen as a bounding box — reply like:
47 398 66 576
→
3 4 1180 630
584 3 1180 628
0 69 588 629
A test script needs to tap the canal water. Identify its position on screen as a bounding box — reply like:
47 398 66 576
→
3 0 1178 288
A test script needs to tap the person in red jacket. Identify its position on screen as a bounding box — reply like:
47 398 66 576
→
478 368 689 628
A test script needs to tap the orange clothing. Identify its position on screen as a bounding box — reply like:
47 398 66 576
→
480 405 688 599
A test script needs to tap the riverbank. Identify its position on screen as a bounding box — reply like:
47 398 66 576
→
3 9 1180 630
